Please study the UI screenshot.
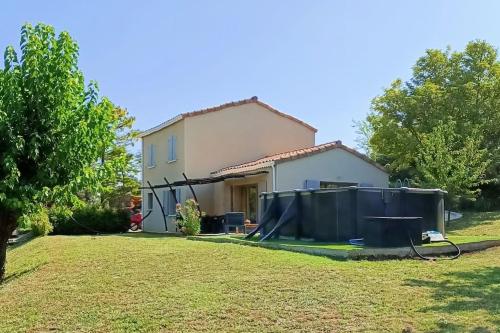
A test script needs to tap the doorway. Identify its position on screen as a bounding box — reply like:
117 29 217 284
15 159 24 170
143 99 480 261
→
240 184 258 223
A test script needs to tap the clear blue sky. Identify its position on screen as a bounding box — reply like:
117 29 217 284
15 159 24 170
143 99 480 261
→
1 1 499 149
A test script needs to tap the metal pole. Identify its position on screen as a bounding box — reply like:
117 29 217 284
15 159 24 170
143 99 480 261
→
164 177 179 204
182 173 202 216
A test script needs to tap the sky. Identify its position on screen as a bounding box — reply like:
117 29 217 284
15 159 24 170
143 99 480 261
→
1 1 500 150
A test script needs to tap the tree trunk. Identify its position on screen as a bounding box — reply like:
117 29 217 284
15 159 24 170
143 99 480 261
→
0 209 18 282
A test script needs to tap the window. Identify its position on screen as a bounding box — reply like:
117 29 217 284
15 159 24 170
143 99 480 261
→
162 189 181 216
147 193 153 210
167 135 177 162
320 181 358 189
147 144 156 167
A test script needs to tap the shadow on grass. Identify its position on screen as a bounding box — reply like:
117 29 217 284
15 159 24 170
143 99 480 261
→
1 261 47 286
117 232 185 239
447 211 500 233
48 232 184 239
406 267 500 332
428 321 494 333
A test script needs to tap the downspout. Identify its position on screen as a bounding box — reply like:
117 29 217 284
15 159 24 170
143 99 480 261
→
271 162 276 191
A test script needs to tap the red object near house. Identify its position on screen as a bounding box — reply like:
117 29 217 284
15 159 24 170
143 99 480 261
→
130 211 143 230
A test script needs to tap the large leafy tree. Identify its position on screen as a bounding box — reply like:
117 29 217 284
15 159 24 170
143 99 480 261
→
97 107 141 208
415 121 490 207
0 23 118 281
365 40 500 205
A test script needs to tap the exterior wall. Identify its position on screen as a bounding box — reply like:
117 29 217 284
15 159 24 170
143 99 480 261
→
141 120 187 232
275 149 388 191
184 103 315 178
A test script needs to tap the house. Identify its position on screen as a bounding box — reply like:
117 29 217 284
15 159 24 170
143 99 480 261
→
139 97 388 233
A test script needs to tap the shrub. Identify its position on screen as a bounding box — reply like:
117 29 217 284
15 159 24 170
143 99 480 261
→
50 206 130 235
176 199 202 236
28 208 53 236
48 205 73 225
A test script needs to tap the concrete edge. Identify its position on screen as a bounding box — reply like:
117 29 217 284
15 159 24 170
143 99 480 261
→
8 232 35 246
187 236 500 260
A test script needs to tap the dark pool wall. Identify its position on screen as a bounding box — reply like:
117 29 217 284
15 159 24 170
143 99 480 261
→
260 187 445 242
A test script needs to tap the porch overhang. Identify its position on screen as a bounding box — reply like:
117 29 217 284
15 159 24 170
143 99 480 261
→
141 170 269 190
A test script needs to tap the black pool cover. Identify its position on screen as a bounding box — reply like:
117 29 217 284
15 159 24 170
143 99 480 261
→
363 216 423 247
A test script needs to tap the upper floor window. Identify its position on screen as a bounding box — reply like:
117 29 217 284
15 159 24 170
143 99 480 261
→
167 135 177 162
147 144 156 167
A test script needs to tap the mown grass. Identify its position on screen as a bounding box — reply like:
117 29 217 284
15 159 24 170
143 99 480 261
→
232 216 500 250
1 212 499 332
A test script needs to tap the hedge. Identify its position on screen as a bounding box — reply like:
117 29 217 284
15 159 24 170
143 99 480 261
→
50 206 130 235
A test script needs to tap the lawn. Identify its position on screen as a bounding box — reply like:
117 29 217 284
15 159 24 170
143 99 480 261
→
0 212 499 332
231 234 499 251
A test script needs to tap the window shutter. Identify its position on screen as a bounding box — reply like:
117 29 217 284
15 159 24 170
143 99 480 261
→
172 136 177 161
176 188 181 204
148 144 153 166
162 191 169 216
167 136 172 161
148 144 156 167
152 144 156 166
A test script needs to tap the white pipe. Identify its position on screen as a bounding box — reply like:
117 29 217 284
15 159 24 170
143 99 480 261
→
271 162 276 191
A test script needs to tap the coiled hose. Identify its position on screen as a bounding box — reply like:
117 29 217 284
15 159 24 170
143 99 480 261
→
408 233 461 260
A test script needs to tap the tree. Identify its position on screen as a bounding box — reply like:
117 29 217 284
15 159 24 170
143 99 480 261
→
364 40 500 203
414 121 490 208
97 107 141 208
0 23 118 281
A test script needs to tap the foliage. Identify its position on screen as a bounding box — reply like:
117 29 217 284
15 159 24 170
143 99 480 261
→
94 107 141 208
176 199 202 236
414 121 490 207
0 23 120 280
352 119 374 156
47 205 73 227
18 207 53 236
27 208 53 236
50 206 130 235
364 40 500 203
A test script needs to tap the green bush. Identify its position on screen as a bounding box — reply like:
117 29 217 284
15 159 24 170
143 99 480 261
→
27 208 53 236
48 205 73 225
176 199 202 236
50 206 130 235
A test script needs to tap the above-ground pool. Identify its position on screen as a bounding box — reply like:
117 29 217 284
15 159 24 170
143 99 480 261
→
253 187 445 242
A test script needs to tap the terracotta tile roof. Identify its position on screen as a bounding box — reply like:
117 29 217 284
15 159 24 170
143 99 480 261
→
139 96 317 138
210 141 387 176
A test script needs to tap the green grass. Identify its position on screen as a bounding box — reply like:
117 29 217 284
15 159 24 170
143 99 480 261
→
1 211 499 332
447 211 500 237
231 235 363 250
231 219 500 250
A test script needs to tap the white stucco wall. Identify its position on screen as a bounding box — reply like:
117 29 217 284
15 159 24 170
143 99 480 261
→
275 148 388 190
141 120 187 233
